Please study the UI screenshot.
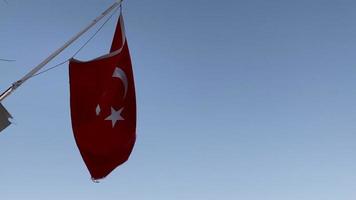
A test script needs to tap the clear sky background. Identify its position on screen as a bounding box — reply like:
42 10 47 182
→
1 0 356 199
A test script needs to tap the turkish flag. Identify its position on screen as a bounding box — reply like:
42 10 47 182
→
69 14 136 180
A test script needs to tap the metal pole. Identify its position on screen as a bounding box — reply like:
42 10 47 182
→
0 0 123 102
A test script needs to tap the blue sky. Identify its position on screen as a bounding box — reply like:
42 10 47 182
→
1 0 356 199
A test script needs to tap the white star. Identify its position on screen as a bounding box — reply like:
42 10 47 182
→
105 107 124 127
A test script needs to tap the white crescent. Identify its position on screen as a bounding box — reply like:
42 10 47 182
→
112 67 128 99
96 67 129 117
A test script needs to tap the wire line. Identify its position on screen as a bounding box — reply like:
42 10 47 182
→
30 7 120 78
0 58 15 62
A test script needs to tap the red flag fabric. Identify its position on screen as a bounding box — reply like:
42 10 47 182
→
69 14 136 180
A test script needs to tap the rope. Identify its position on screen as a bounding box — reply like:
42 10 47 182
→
30 6 120 78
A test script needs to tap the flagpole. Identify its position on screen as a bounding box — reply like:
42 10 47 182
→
0 0 123 102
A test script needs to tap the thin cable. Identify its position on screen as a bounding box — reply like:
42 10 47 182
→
30 60 69 78
31 7 120 78
72 6 120 57
0 58 15 62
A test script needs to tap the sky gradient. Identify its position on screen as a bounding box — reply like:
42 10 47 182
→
1 0 356 199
